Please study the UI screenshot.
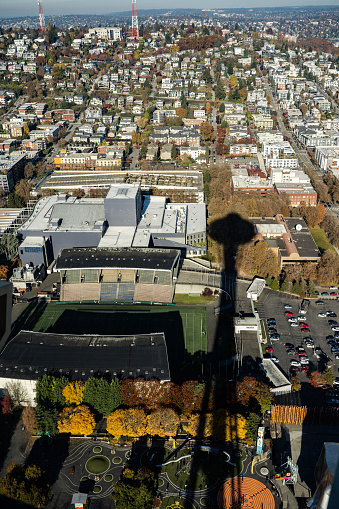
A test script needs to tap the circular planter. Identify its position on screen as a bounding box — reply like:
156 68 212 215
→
113 456 122 465
93 446 102 453
81 476 90 483
158 478 164 487
86 455 110 475
200 496 210 506
93 485 102 493
104 474 113 482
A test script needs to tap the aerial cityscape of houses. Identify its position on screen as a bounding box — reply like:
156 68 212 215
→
0 4 339 509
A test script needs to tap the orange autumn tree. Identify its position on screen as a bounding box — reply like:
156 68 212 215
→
0 265 8 279
62 381 85 406
107 408 147 438
58 405 95 435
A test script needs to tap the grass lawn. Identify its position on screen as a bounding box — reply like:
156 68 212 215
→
310 228 336 254
173 294 215 305
143 446 245 494
15 302 208 376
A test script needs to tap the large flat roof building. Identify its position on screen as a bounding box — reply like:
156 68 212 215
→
18 183 206 267
0 330 170 406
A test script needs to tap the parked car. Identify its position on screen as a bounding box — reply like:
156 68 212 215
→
265 346 273 353
316 301 325 305
284 304 293 309
318 313 327 318
285 342 294 349
288 317 297 323
271 334 280 341
285 311 293 316
287 348 296 355
290 322 299 327
301 328 311 333
271 357 279 363
300 357 309 365
291 360 301 367
299 322 308 327
322 292 329 296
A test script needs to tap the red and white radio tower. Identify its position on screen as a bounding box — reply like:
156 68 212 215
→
37 0 46 33
131 0 139 40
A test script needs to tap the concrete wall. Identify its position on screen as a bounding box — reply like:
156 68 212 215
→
50 231 103 260
175 283 216 295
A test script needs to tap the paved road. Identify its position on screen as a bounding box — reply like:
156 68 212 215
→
263 78 322 176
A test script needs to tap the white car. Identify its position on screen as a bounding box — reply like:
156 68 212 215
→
290 360 301 367
305 342 314 348
284 304 293 309
318 313 327 318
300 357 309 364
290 322 299 327
332 327 339 332
297 316 306 321
288 317 297 322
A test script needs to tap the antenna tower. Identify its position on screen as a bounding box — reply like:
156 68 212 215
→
37 0 46 33
131 0 139 40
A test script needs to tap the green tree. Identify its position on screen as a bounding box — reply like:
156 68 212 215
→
202 68 213 84
324 367 335 386
111 467 156 509
292 280 301 295
7 192 23 208
270 278 279 291
171 144 178 160
280 275 292 293
245 412 261 441
256 382 273 414
0 233 20 261
35 375 68 408
83 377 122 416
35 405 59 435
215 80 226 100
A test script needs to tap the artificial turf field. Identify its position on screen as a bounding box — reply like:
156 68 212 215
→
16 302 207 374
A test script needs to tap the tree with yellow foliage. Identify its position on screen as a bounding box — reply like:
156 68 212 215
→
146 408 179 437
187 410 246 441
229 75 238 91
107 408 147 438
58 404 95 435
187 413 213 438
213 409 247 441
62 381 85 406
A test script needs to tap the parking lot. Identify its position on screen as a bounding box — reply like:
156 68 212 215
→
256 289 339 387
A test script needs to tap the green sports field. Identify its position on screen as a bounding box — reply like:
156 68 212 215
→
15 302 207 376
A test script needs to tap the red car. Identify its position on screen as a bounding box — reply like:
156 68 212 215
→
301 328 310 333
265 346 273 353
285 311 293 316
299 323 308 327
301 366 309 373
331 292 337 296
291 367 301 373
